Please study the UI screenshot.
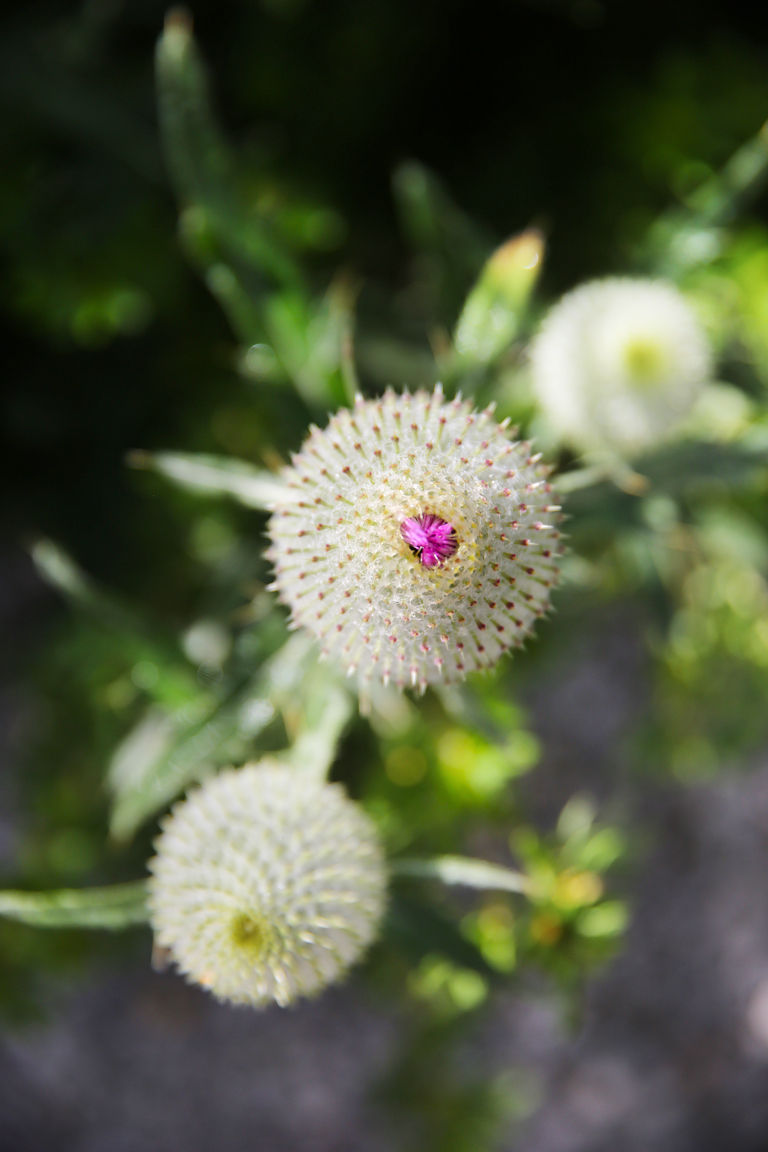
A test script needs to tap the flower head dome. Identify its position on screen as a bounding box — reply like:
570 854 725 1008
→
148 761 386 1007
529 277 712 455
266 387 561 695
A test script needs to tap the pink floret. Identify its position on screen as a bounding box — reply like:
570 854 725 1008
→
400 513 458 568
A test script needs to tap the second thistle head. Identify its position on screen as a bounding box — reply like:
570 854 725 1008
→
266 386 562 694
529 277 712 457
148 761 386 1007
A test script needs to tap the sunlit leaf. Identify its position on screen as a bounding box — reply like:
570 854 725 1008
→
453 230 544 364
391 855 533 895
108 633 315 840
128 450 295 510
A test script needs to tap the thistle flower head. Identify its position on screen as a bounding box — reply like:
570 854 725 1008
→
529 277 712 455
266 387 562 694
148 761 387 1007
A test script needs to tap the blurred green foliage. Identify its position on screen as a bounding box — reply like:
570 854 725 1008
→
4 0 768 1147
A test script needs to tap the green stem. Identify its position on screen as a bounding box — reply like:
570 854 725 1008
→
0 881 149 929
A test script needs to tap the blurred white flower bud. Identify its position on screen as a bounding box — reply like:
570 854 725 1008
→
530 277 712 455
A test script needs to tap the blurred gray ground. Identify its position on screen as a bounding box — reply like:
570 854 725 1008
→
0 975 401 1152
5 551 768 1151
508 770 768 1152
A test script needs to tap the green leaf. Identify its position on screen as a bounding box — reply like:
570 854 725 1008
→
392 161 492 323
31 539 146 635
564 440 768 547
156 11 301 292
577 901 628 938
638 439 768 493
108 674 275 841
392 162 490 271
648 120 768 273
264 281 357 410
128 450 294 510
108 633 313 841
453 230 544 364
386 893 493 975
0 882 149 930
391 855 534 895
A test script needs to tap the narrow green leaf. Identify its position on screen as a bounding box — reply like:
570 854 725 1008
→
129 450 294 510
392 162 490 270
264 282 356 410
30 542 199 709
108 634 312 840
31 540 145 634
554 464 613 494
108 676 274 841
156 11 301 291
0 882 149 930
391 855 534 895
453 230 544 364
392 161 493 325
648 121 768 273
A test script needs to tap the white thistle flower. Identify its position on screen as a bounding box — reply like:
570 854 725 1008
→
529 277 712 455
266 386 562 695
148 761 387 1007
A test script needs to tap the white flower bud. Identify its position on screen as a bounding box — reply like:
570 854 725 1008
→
148 761 387 1007
266 387 562 694
530 277 712 455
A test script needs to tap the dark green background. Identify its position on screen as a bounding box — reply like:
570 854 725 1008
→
2 0 768 598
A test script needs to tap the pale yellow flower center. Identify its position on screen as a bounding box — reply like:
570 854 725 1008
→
623 336 668 387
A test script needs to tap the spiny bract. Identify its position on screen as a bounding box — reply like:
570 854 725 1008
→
529 277 712 455
147 761 387 1007
266 386 562 694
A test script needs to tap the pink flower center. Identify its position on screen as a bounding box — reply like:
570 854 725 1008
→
400 513 458 568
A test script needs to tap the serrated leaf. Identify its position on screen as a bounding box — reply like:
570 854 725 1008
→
0 882 149 930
